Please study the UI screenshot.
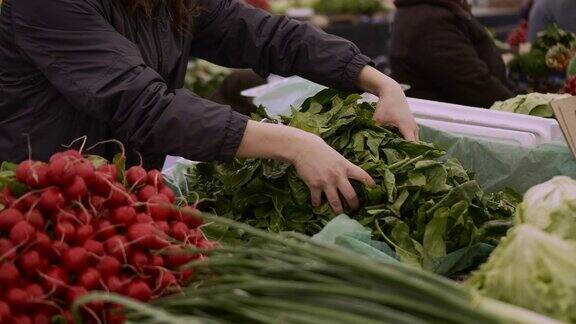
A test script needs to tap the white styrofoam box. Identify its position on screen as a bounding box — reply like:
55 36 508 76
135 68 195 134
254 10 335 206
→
361 93 563 146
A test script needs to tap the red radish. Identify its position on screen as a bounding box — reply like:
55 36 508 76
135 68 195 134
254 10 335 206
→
90 195 107 211
171 222 189 242
49 152 65 163
51 241 69 257
0 208 25 231
25 283 44 298
147 170 164 188
197 239 216 250
47 158 75 185
0 239 16 260
62 247 89 272
62 150 82 159
75 224 94 243
108 183 128 206
155 221 170 234
78 268 101 290
83 239 104 257
74 160 95 185
149 255 164 268
104 235 129 261
165 245 194 268
26 209 45 230
33 313 50 324
20 250 47 276
180 269 194 282
34 232 52 253
127 223 169 249
93 173 112 196
111 206 136 227
97 255 121 277
105 276 125 294
0 301 11 322
181 206 203 228
129 250 149 271
55 222 76 242
126 166 147 186
16 160 34 183
39 188 65 212
13 193 39 211
97 164 118 180
64 176 87 201
136 213 154 223
0 262 19 285
55 209 78 224
96 220 117 240
125 280 152 301
41 266 69 292
66 286 88 304
159 187 175 203
61 311 74 324
157 271 178 290
6 288 29 310
138 185 157 202
10 220 36 244
76 209 92 224
147 194 171 221
26 164 49 189
12 315 32 324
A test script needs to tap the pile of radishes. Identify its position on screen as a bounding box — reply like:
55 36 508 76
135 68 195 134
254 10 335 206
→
0 150 211 324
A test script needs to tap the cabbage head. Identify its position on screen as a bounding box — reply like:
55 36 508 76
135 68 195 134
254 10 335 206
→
515 176 576 240
469 224 576 322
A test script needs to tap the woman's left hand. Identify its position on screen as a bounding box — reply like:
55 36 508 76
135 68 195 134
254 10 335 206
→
357 66 419 141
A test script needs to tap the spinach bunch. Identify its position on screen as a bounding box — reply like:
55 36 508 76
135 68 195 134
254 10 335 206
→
185 90 518 269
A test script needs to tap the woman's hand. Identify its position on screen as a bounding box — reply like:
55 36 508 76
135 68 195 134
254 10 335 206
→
237 121 375 214
290 133 375 214
357 66 420 141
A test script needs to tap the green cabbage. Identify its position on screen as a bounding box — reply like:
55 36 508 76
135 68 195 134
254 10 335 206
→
469 224 576 323
516 176 576 240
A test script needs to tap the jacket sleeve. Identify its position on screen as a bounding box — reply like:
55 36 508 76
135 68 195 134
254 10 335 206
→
10 0 248 162
192 0 372 91
414 16 513 108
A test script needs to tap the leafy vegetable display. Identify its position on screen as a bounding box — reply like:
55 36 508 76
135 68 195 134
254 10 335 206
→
469 177 576 323
0 149 210 323
490 93 571 117
75 213 557 324
185 90 518 271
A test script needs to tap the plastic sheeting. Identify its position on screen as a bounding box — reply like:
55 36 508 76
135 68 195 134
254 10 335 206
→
420 126 576 194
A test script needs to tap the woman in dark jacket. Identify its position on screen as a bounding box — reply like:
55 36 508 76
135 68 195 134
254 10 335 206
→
0 0 418 213
390 0 514 108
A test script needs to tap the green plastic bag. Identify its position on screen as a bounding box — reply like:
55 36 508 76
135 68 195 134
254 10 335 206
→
313 215 494 277
420 126 576 194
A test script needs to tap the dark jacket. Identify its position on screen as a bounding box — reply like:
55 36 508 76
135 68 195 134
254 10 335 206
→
0 0 371 168
390 0 513 108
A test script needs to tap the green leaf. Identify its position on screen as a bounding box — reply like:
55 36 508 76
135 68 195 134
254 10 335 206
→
423 208 449 270
113 153 126 185
86 155 109 169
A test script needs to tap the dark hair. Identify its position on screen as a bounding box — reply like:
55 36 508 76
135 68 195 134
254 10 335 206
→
124 0 198 34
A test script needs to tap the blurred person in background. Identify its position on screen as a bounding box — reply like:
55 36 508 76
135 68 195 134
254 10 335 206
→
389 0 514 108
528 0 576 42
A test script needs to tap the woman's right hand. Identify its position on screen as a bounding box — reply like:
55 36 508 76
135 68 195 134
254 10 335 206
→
290 134 375 214
237 121 375 214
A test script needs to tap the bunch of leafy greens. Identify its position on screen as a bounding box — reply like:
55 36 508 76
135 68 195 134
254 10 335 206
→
490 93 571 117
185 90 518 270
469 224 576 322
469 176 576 322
